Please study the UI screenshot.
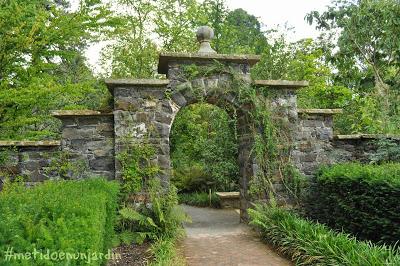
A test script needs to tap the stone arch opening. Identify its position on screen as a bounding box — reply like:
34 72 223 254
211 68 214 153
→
164 72 257 221
169 102 239 193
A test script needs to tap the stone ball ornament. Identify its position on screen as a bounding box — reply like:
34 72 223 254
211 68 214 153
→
196 26 217 54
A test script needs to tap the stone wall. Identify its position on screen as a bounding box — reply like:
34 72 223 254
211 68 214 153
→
0 141 60 188
331 135 400 164
54 111 115 180
293 109 341 176
2 45 399 220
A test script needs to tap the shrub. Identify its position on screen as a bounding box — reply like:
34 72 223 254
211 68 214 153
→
369 139 400 164
249 204 400 266
178 192 221 208
304 163 400 246
116 180 187 245
0 178 119 265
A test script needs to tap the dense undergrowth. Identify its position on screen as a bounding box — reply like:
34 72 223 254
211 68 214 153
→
115 140 187 265
249 204 400 266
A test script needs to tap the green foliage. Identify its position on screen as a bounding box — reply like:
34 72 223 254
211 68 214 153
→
0 0 113 140
116 140 160 196
0 178 120 266
304 163 400 246
44 151 89 180
281 165 308 202
149 235 186 266
178 192 221 208
170 103 239 192
306 0 400 134
249 204 400 266
114 135 186 264
370 139 400 164
0 0 114 87
116 180 187 245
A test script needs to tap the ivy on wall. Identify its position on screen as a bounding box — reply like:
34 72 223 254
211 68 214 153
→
177 61 306 202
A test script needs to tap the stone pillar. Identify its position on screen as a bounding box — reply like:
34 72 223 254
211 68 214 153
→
106 79 173 184
293 109 342 176
253 80 308 203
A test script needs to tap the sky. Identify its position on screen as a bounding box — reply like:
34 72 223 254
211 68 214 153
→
224 0 332 40
85 0 333 72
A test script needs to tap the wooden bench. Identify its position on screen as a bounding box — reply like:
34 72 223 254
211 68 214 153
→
216 192 240 209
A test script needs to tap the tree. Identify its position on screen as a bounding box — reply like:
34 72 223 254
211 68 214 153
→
0 0 113 87
306 0 400 134
0 0 114 139
307 0 400 95
219 8 268 54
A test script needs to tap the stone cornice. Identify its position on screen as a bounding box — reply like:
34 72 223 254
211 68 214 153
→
52 110 113 118
253 80 309 88
334 134 400 140
298 109 343 115
0 140 61 147
105 79 170 95
158 52 261 74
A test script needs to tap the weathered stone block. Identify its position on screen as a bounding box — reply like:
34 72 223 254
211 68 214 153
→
89 157 114 171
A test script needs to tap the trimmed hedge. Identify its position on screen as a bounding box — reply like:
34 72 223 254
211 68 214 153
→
178 192 221 208
0 178 119 265
304 163 400 246
249 204 400 266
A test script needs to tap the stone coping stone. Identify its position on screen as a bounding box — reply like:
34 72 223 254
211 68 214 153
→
253 80 309 88
158 52 261 74
105 79 170 94
52 110 113 118
334 134 400 140
298 108 343 115
216 192 240 199
0 140 61 147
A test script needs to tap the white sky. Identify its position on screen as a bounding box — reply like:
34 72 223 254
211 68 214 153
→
224 0 331 40
85 0 332 73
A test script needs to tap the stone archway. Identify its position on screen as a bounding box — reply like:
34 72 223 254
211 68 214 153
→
104 27 308 221
168 75 257 222
108 53 259 221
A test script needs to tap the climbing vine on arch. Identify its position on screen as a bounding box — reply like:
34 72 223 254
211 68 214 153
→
178 60 305 202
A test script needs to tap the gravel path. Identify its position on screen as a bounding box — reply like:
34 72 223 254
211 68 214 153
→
181 205 292 266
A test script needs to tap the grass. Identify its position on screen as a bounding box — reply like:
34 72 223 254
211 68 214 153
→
149 232 186 266
249 204 400 266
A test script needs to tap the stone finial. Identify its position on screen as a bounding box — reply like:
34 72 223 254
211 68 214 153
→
196 26 217 54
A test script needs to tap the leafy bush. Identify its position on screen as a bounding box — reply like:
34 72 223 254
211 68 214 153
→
116 180 187 245
304 163 400 246
370 139 400 164
0 178 119 265
249 204 400 266
178 192 221 208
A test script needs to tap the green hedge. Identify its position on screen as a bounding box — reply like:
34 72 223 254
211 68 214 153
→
178 192 220 208
0 178 119 266
249 204 400 266
304 163 400 246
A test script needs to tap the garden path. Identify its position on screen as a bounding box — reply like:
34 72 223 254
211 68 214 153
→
181 205 292 266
